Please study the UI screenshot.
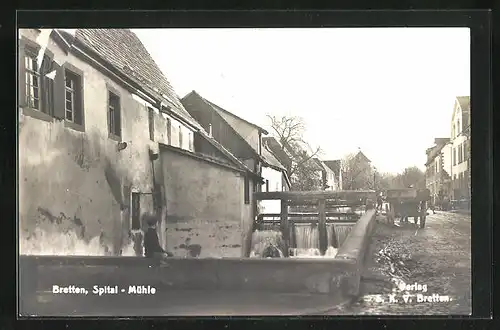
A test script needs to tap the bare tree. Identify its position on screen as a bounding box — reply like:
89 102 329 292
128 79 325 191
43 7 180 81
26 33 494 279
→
267 115 323 190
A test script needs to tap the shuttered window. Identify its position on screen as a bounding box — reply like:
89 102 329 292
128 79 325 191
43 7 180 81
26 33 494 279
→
108 91 121 138
64 69 84 126
19 44 55 116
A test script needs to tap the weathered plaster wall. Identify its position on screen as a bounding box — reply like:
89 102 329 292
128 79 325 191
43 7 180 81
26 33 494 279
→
18 29 195 255
161 148 254 258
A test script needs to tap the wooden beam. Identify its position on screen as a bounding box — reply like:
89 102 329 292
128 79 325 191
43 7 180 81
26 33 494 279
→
254 190 377 202
280 200 289 257
257 211 361 219
318 198 327 256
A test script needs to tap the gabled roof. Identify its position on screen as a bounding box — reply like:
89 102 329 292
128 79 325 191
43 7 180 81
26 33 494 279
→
456 96 470 113
323 160 342 175
61 29 200 129
312 158 328 172
354 151 371 163
203 98 268 135
181 91 281 170
261 146 286 171
425 138 450 166
262 137 292 170
197 130 264 182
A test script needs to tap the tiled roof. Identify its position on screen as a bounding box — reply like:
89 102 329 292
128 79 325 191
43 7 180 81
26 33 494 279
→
323 160 341 175
262 146 286 171
312 158 329 173
197 130 264 182
69 29 200 129
262 137 292 170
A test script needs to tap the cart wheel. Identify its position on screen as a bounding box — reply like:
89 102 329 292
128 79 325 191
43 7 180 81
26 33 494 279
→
420 215 426 228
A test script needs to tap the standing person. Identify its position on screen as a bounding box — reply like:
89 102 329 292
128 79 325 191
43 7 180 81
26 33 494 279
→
143 213 173 258
377 193 383 211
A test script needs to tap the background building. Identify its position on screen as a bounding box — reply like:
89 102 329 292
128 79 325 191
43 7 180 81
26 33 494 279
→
450 96 470 206
425 138 452 206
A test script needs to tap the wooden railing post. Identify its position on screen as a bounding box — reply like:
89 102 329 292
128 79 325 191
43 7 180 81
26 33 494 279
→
318 197 327 255
280 199 289 257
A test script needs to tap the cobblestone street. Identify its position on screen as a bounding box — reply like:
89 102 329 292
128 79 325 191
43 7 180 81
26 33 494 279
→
317 211 471 315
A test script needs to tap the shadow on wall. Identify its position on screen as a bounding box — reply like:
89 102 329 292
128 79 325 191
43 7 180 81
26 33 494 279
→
19 207 136 256
19 121 134 256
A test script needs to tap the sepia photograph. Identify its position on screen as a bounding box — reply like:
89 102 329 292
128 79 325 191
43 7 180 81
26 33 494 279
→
18 26 471 316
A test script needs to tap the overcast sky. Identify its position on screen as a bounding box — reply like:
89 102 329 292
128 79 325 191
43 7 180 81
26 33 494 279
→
130 28 469 174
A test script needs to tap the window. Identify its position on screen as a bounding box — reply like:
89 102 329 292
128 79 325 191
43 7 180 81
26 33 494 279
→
265 180 269 192
64 69 84 126
167 118 172 145
188 131 194 151
244 175 250 204
178 125 183 148
148 107 154 141
457 119 461 134
24 53 41 110
453 148 456 165
108 91 121 138
19 41 60 121
131 192 141 230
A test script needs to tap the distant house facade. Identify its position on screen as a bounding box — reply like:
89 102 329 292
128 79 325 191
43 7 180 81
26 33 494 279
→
313 158 338 191
323 160 343 190
450 96 470 204
18 29 259 258
425 138 452 206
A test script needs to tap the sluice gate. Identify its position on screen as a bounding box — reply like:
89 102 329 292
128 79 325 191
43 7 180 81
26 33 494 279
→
253 190 376 257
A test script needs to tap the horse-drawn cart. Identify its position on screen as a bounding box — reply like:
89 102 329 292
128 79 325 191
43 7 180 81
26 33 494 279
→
385 188 431 228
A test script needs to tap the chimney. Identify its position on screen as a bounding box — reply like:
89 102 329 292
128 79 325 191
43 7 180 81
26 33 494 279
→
208 124 212 137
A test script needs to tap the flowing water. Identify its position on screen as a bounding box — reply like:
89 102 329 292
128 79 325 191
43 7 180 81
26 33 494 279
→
249 223 352 258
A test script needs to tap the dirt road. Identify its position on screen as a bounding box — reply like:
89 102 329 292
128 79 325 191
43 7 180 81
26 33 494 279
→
318 211 471 315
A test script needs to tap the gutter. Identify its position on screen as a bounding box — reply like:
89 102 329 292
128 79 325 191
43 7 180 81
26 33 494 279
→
70 38 201 132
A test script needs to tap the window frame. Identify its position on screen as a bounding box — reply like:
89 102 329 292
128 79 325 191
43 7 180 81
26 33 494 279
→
148 107 155 141
63 63 85 132
106 85 122 141
18 37 55 123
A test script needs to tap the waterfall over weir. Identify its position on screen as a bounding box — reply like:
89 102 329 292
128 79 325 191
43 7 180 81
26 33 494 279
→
249 224 348 259
290 224 338 258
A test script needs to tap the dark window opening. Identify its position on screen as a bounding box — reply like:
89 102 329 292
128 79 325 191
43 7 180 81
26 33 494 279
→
265 180 269 192
108 91 121 137
131 192 141 230
64 69 83 125
148 107 155 141
179 125 183 148
244 175 250 204
167 118 172 145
